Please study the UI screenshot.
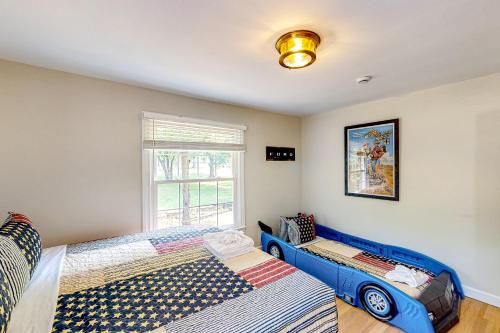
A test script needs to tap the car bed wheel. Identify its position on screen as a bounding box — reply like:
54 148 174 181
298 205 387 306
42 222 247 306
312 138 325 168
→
268 242 284 260
360 284 395 321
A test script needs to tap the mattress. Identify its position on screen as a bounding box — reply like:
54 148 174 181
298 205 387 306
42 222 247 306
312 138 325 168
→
302 239 435 298
8 227 338 333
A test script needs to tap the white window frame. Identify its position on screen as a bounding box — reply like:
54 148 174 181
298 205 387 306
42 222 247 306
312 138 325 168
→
142 112 245 232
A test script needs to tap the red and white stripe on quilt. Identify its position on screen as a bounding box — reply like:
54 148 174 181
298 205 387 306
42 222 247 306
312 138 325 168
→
153 236 204 254
238 258 298 288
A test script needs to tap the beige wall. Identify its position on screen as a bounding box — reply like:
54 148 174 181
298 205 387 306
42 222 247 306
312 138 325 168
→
301 73 500 300
2 58 498 302
0 60 301 247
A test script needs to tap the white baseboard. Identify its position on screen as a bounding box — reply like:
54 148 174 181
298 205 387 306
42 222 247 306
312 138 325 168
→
463 285 500 307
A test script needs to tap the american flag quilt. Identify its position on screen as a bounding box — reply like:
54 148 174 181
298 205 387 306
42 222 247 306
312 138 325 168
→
52 228 338 333
302 239 434 298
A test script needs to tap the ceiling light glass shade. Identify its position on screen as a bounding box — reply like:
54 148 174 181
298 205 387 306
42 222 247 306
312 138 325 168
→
275 30 321 69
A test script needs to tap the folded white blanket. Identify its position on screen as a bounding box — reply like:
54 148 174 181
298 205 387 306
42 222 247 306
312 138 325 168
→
203 230 254 260
384 265 429 288
204 242 254 260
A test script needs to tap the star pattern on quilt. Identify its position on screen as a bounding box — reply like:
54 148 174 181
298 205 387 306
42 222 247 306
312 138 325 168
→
149 227 219 246
0 222 41 276
52 255 254 333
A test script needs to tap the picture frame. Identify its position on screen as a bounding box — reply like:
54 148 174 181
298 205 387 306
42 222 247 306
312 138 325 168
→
344 119 399 201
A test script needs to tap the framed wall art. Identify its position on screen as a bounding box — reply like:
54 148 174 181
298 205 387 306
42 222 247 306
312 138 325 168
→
345 119 399 201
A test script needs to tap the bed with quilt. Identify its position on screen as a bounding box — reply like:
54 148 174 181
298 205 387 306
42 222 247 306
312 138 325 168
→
261 217 463 333
0 213 338 333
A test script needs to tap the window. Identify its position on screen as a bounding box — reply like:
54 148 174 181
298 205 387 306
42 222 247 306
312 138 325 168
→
142 112 246 231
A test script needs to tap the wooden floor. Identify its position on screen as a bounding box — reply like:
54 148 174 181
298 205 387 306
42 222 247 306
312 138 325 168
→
336 297 500 333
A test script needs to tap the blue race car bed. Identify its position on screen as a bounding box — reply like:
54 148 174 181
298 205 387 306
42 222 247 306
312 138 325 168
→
260 223 463 333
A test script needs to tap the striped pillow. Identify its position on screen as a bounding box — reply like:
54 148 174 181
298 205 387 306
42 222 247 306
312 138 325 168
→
0 212 42 333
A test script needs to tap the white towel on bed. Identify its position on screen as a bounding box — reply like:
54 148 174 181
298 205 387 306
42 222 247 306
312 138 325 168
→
384 265 429 288
203 230 254 260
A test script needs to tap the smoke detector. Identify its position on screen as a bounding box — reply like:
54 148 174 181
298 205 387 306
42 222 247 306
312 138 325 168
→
356 76 373 84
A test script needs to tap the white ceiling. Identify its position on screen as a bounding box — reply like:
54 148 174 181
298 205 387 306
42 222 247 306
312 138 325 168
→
1 1 500 115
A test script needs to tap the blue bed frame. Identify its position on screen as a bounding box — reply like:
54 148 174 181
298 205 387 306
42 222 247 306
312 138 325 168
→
261 224 463 333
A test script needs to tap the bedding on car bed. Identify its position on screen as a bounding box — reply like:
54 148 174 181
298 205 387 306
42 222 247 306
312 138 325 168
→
301 239 435 298
9 227 338 333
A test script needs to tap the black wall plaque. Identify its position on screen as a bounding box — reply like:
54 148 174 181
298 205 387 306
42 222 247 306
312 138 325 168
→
266 146 295 161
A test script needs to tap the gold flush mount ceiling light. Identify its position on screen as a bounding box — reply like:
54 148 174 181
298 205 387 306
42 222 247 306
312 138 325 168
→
275 30 321 69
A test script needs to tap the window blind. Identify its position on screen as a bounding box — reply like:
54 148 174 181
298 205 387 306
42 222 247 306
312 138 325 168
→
143 112 246 151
